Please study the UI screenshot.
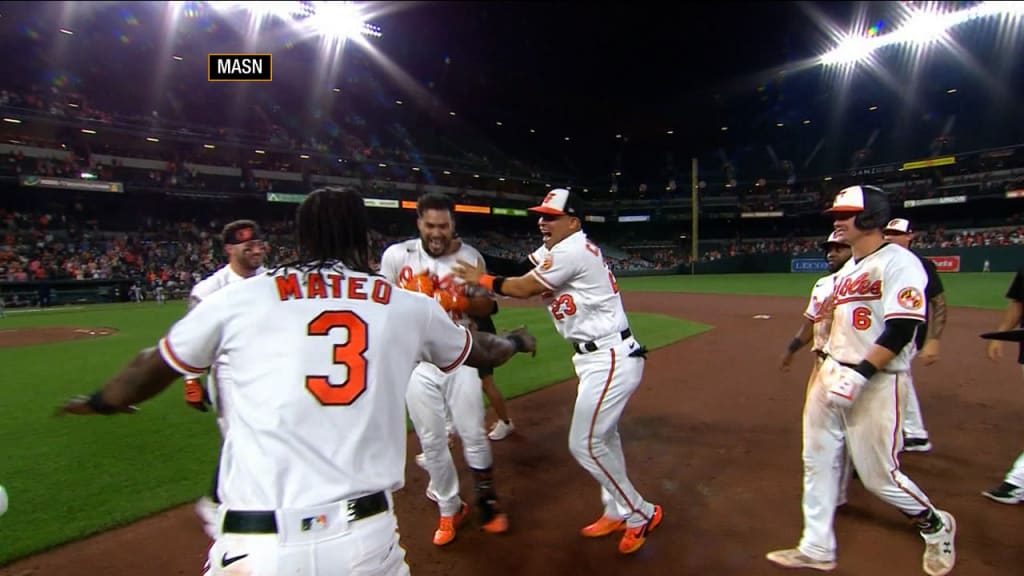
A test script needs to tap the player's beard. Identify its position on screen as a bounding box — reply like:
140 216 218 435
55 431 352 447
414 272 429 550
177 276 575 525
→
422 236 450 257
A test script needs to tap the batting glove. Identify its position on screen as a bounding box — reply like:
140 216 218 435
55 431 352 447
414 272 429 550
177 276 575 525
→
827 365 868 409
184 378 212 412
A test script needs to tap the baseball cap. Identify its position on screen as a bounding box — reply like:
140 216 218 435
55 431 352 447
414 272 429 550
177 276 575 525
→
883 218 912 235
820 230 849 249
823 185 868 215
529 188 584 217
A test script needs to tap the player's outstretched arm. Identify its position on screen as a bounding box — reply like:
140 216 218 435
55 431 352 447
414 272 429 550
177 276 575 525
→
452 258 549 299
465 326 536 369
57 347 181 416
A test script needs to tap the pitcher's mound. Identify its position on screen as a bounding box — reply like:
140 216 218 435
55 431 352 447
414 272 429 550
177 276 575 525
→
0 326 119 349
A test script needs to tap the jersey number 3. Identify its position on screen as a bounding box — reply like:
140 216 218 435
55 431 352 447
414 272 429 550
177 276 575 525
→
306 311 368 406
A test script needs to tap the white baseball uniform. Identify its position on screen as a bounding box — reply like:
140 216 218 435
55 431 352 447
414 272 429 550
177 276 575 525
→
805 274 838 352
527 231 657 528
379 238 493 517
159 263 473 576
188 264 268 434
798 243 939 562
800 272 853 505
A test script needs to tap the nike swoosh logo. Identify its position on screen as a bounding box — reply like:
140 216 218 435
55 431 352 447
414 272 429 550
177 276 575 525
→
222 553 249 567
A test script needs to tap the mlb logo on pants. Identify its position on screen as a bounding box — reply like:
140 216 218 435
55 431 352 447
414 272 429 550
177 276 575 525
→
301 514 328 532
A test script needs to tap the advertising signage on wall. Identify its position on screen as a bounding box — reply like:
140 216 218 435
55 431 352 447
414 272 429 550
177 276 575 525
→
20 175 124 193
791 258 830 273
925 255 961 272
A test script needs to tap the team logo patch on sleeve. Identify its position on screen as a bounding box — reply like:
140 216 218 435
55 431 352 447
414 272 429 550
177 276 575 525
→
897 287 924 310
541 254 554 271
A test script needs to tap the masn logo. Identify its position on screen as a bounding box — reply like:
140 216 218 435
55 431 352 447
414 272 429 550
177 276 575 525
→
208 54 272 82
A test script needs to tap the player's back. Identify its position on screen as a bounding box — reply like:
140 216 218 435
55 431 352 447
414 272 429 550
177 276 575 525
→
172 264 469 510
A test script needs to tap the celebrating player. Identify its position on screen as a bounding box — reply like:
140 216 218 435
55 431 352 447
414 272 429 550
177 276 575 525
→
453 188 662 555
883 218 947 453
766 185 956 576
57 186 537 576
380 192 510 546
184 219 268 539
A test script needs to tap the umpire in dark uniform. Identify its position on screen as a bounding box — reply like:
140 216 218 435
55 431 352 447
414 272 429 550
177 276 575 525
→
981 266 1024 504
883 218 948 452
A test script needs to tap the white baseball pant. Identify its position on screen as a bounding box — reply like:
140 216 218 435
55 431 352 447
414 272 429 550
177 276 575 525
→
203 498 408 576
798 357 938 562
1003 451 1024 487
406 362 491 516
568 336 656 529
901 371 929 442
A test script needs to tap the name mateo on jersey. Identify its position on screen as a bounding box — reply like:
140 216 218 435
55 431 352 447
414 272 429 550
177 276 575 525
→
833 272 882 304
274 272 392 303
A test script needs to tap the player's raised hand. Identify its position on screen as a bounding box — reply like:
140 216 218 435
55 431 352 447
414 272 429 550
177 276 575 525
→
452 258 484 285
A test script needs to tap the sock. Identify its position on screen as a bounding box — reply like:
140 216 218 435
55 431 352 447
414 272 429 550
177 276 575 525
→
909 509 942 534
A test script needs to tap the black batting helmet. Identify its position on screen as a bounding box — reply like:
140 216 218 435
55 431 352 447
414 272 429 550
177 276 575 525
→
823 185 890 230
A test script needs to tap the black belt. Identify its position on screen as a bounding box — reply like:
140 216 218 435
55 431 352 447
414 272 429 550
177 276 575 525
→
827 355 898 375
573 328 632 355
222 491 389 534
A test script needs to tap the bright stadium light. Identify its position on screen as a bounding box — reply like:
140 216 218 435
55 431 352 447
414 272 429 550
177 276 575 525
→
818 1 1024 66
307 1 382 41
820 34 874 65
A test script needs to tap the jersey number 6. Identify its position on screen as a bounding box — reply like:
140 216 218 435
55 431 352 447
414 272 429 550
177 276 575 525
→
306 311 368 406
852 306 872 331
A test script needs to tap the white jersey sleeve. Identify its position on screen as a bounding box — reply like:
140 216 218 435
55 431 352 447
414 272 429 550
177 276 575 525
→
527 245 546 266
882 252 928 323
419 295 474 373
159 294 228 376
804 274 836 352
379 244 404 285
529 241 578 291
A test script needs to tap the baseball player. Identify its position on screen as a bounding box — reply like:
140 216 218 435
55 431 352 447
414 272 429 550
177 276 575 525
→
884 218 947 452
453 188 662 555
129 283 142 303
185 220 268 540
779 231 855 507
982 266 1024 505
154 281 166 305
766 185 956 576
380 193 510 546
58 186 537 576
471 311 516 440
779 231 852 383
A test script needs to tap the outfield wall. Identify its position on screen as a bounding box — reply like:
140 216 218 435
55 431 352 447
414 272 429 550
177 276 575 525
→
676 246 1024 275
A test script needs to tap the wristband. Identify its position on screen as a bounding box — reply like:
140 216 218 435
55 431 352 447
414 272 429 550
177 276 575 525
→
479 274 505 296
479 274 495 292
87 391 121 415
852 360 878 380
507 334 526 353
787 337 803 354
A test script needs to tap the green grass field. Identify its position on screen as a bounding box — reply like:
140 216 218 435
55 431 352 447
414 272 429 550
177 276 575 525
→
0 301 707 565
618 272 1015 310
0 271 1011 565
